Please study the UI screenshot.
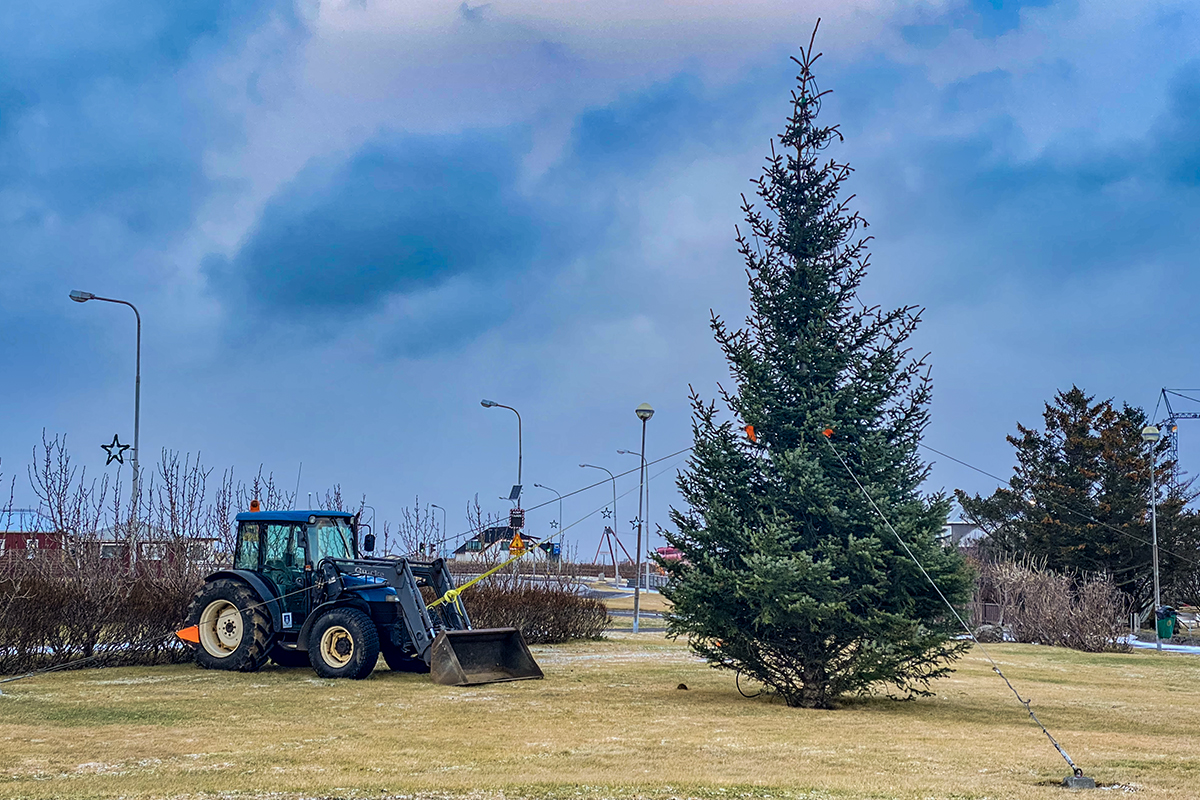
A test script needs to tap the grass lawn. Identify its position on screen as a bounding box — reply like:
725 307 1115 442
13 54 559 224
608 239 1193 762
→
1 631 1197 800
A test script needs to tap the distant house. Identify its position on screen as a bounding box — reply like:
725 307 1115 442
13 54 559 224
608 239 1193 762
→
0 511 221 565
0 509 61 559
91 525 222 565
943 520 986 547
452 526 559 563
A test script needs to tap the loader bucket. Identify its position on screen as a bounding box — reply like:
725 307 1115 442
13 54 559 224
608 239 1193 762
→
429 627 544 686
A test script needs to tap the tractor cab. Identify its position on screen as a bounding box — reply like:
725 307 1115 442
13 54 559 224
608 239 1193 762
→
232 510 376 631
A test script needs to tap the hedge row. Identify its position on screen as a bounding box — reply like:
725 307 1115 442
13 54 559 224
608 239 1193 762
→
0 554 610 674
463 583 610 643
0 555 201 674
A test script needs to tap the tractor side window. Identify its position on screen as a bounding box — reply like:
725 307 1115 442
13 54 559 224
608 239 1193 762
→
235 523 261 570
263 524 300 568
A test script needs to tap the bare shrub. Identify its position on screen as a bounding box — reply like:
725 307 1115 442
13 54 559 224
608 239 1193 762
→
973 557 1129 652
385 495 439 557
464 584 609 643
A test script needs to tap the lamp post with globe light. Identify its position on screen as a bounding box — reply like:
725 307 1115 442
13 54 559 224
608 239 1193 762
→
632 403 654 632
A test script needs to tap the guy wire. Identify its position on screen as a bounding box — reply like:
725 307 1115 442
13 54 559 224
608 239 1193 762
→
823 433 1084 778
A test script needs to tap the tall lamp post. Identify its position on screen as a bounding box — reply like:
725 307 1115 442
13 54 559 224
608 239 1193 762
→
431 503 447 558
481 400 522 499
1143 424 1163 652
580 463 618 582
69 290 142 508
631 403 654 632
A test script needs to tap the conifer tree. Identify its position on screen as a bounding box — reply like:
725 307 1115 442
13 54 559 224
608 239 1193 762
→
957 387 1200 607
659 30 972 709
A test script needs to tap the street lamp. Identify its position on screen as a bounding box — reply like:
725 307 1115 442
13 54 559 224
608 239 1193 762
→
431 503 447 558
69 290 142 510
481 399 522 500
533 483 563 534
632 403 654 632
580 463 618 583
1142 424 1163 652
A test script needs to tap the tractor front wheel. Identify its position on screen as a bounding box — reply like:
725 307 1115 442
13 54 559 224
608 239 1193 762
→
308 608 379 679
186 579 272 672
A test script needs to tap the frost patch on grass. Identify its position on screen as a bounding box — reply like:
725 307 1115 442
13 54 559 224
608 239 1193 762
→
534 651 697 666
74 757 161 775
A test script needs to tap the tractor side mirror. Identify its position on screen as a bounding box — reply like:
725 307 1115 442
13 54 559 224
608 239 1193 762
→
363 532 376 553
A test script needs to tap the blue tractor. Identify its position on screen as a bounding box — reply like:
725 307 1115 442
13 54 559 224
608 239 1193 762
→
179 508 542 685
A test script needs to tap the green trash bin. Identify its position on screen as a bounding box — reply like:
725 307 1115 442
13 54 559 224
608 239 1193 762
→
1156 606 1177 640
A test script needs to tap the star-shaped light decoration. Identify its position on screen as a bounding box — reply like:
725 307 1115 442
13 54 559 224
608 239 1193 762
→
101 434 130 465
549 520 559 530
629 517 642 529
601 508 613 519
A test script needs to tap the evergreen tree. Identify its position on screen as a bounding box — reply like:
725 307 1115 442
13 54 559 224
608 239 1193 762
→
660 32 972 709
956 387 1200 607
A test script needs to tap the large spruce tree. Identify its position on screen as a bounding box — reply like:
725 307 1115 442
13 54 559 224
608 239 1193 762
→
659 33 972 709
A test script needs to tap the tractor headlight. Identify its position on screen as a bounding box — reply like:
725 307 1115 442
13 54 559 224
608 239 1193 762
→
308 515 317 524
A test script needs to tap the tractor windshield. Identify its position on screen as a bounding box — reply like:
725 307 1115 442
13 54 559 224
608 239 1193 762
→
311 517 355 562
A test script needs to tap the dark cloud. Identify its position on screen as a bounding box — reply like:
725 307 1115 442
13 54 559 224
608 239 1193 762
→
0 1 296 242
566 73 776 178
205 129 543 316
899 0 1061 44
966 0 1058 38
1154 61 1200 186
205 70 784 347
0 2 295 92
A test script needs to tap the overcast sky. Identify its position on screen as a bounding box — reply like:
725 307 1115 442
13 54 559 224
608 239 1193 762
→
4 0 1200 556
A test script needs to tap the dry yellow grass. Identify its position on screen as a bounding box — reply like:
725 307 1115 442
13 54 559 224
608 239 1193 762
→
601 591 672 614
1 633 1197 800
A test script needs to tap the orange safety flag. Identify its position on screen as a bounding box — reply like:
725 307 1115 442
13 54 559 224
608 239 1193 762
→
744 424 757 443
822 428 834 438
175 625 200 644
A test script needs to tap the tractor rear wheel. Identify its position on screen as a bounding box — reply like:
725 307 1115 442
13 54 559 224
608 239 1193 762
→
381 638 430 673
186 579 271 672
308 608 379 680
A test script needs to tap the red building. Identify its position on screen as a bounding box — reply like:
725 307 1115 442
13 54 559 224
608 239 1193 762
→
0 509 61 558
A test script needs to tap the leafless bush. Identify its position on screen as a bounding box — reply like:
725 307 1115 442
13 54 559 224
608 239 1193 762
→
464 584 609 643
0 437 305 673
973 557 1129 652
387 496 439 557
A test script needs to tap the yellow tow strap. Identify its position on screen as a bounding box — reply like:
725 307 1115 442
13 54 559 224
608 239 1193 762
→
428 548 528 609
